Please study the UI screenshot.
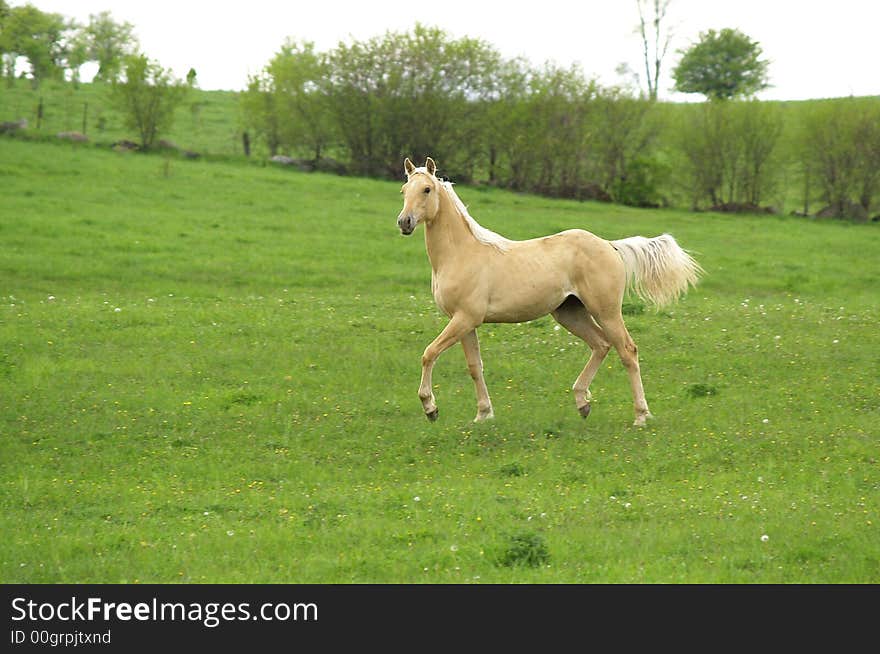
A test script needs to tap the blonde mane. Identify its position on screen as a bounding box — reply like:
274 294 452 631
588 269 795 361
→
439 180 511 253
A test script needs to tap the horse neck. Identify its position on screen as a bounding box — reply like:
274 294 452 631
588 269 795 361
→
424 186 480 272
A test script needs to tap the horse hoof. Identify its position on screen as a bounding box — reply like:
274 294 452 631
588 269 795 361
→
426 408 439 422
474 410 494 423
633 411 653 427
578 403 591 419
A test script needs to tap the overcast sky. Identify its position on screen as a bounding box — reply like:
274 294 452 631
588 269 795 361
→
33 0 880 101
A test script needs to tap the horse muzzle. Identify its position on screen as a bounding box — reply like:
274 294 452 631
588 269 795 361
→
397 214 416 235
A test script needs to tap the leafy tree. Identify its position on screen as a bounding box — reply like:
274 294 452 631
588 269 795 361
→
322 24 501 178
591 87 663 204
0 3 72 87
240 71 282 156
676 100 783 209
801 99 880 220
110 54 188 148
320 36 386 176
477 56 531 184
78 11 139 82
240 40 335 161
672 28 769 100
523 63 596 196
266 40 335 162
65 30 89 86
0 0 10 82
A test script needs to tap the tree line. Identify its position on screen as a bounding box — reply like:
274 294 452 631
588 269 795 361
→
241 25 879 220
1 3 192 149
0 2 139 86
3 2 877 221
241 25 666 205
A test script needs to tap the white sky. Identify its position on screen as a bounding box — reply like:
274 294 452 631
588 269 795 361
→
31 0 880 100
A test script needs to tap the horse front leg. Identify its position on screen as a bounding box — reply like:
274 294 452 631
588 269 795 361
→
418 314 475 421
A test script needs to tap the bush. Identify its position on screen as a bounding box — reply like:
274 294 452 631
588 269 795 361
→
589 90 662 202
800 98 880 221
676 100 783 210
110 54 187 149
612 155 668 207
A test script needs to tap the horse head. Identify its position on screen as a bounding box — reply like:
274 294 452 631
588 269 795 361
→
397 157 441 235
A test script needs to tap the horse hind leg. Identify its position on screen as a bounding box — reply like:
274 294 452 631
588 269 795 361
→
460 329 494 422
551 297 611 419
594 310 653 427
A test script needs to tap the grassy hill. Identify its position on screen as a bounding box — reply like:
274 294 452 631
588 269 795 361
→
3 79 879 216
1 138 877 582
0 78 244 157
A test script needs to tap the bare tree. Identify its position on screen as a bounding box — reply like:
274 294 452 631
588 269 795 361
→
636 0 672 100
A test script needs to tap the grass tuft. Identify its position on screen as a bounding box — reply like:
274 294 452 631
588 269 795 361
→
497 533 551 568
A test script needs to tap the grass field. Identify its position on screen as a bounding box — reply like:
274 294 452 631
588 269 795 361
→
1 138 878 583
0 79 244 157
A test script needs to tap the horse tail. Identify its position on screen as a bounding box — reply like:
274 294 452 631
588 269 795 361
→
611 233 703 308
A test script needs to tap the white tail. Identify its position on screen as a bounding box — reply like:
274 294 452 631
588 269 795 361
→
612 233 703 308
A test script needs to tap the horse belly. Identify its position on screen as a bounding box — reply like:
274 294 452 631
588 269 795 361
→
482 242 581 323
484 275 570 323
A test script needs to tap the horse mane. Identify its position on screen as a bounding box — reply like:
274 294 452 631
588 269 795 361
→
439 180 511 253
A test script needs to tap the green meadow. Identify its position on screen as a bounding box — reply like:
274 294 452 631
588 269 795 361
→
1 79 243 157
1 138 878 583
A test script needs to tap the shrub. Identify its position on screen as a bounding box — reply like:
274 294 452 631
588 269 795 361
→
110 54 187 149
800 98 880 221
676 100 783 210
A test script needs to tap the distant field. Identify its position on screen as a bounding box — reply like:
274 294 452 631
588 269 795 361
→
0 78 244 157
1 138 877 583
3 79 878 215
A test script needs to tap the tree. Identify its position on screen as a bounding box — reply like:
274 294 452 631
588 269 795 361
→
591 87 663 204
672 28 769 100
0 0 10 82
523 63 596 196
240 71 282 156
78 11 139 82
477 56 531 185
266 40 335 162
323 24 501 178
801 99 880 220
676 100 783 209
0 3 72 87
110 54 188 148
635 0 673 100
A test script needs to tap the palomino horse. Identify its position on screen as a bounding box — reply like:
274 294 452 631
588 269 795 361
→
396 157 702 426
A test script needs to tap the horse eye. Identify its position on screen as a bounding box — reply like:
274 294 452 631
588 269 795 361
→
423 187 431 194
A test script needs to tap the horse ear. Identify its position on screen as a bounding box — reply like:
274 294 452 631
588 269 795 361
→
404 158 415 177
425 157 436 176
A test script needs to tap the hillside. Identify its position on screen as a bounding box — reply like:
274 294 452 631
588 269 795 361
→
1 78 243 157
